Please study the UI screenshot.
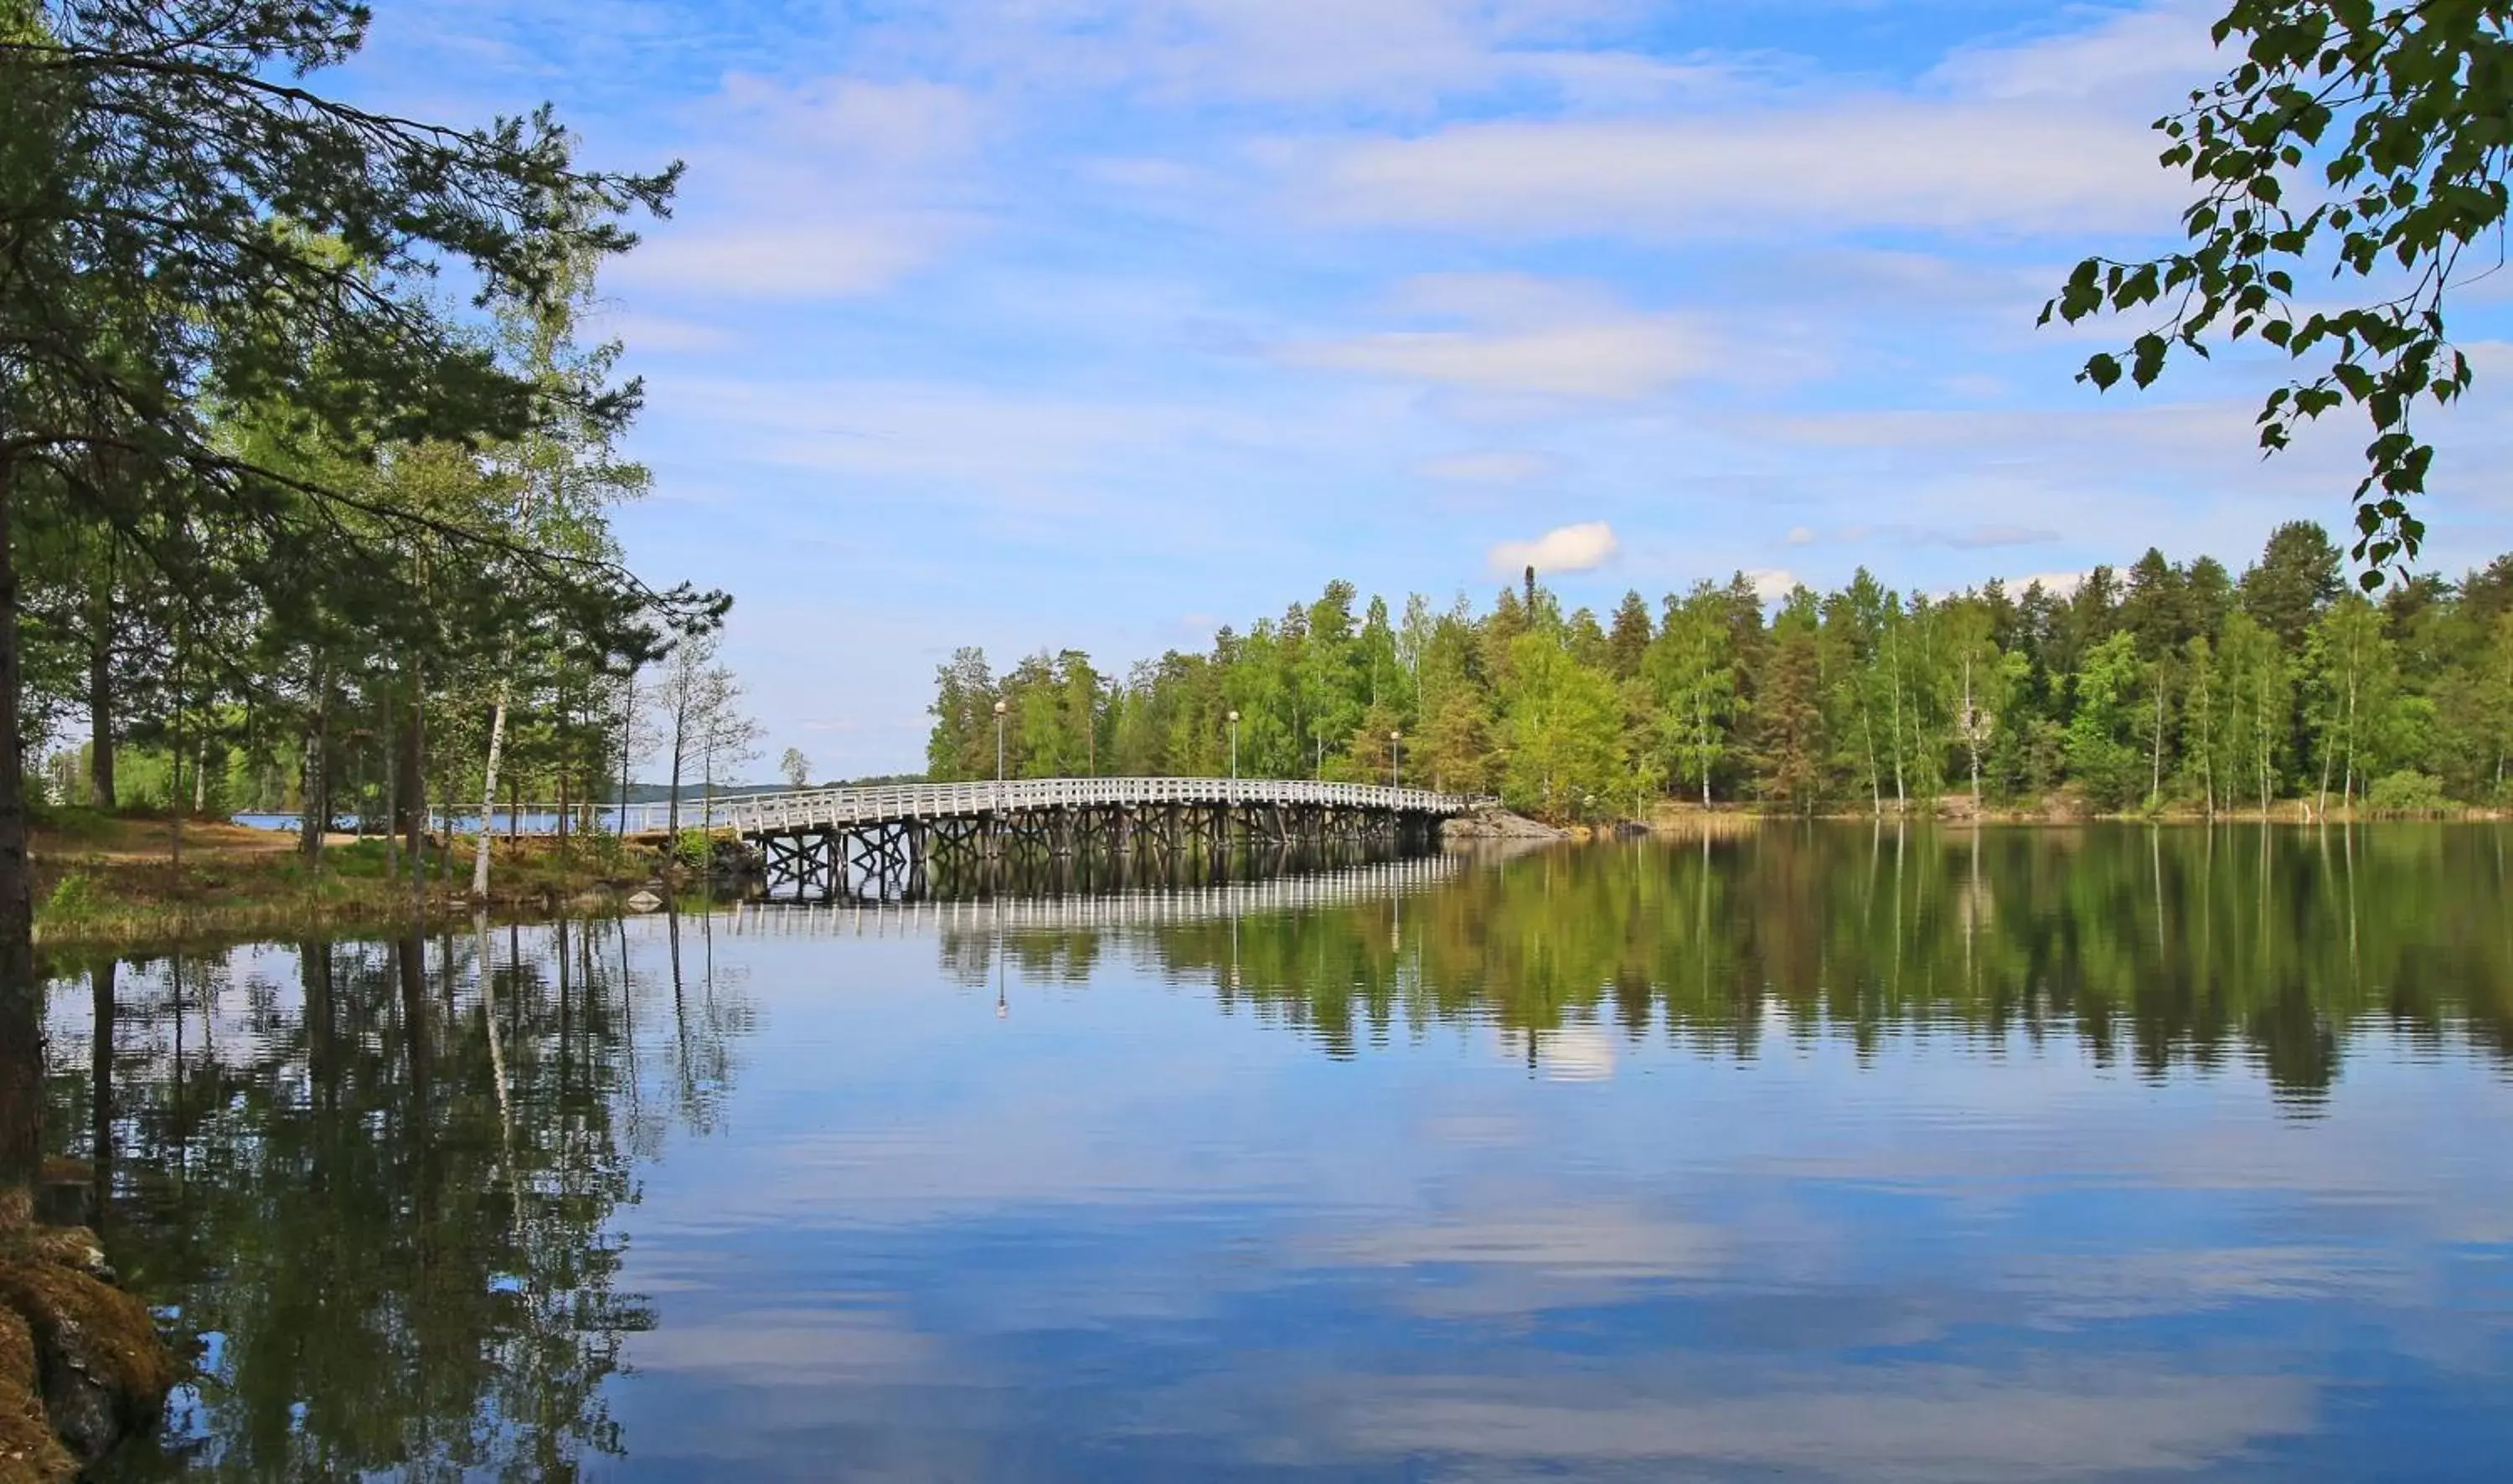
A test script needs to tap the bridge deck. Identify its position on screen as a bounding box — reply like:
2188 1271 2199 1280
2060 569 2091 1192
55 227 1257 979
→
704 777 1482 839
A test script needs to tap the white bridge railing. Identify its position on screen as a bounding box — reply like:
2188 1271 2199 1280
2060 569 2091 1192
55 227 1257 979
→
611 778 1488 837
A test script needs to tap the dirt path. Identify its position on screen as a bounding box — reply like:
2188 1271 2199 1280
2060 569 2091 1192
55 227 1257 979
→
33 816 356 864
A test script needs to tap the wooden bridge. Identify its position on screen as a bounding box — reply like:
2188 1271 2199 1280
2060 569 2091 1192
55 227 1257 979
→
706 777 1484 900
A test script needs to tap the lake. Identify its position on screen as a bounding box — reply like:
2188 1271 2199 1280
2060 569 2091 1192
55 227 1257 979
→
44 825 2513 1481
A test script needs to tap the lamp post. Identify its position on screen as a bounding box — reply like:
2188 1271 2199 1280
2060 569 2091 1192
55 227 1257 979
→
993 698 1007 782
1390 730 1401 789
1227 709 1241 781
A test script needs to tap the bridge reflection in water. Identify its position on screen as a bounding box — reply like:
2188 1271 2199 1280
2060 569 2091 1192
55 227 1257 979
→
725 777 1481 903
729 850 1467 933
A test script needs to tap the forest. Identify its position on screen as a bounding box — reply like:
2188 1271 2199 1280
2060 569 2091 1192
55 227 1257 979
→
928 523 2513 821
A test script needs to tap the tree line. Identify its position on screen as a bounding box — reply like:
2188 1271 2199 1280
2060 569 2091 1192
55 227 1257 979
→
928 523 2513 821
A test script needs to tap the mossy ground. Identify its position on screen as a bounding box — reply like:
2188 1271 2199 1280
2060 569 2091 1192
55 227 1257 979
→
0 1306 72 1484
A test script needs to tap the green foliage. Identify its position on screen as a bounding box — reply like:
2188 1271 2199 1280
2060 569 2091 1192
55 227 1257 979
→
2067 633 2146 812
2044 1 2513 576
35 871 101 927
2366 769 2449 812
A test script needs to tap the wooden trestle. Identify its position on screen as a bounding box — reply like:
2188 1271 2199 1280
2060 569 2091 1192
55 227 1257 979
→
739 783 1468 904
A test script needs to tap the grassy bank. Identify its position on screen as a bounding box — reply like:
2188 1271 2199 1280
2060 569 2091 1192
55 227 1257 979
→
30 810 675 950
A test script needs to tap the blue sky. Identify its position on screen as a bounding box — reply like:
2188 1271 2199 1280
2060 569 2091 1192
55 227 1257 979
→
347 1 2513 778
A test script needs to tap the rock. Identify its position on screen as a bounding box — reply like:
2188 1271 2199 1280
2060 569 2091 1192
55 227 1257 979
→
1442 806 1571 842
0 1308 74 1484
0 1259 173 1466
624 889 663 913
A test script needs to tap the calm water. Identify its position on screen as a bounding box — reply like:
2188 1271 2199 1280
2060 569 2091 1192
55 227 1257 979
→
41 826 2513 1481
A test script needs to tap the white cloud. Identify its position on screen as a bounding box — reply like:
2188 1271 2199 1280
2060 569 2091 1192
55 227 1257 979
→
1489 521 1617 576
1293 320 1708 398
1417 451 1556 483
1286 273 1718 399
1747 567 1798 602
1308 100 2180 239
1929 3 2221 105
1291 3 2234 242
885 0 1695 113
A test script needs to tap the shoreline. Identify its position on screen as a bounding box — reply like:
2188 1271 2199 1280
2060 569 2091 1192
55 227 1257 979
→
39 804 2510 953
31 813 670 953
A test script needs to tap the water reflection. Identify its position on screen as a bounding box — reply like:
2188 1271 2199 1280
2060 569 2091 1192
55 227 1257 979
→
47 915 752 1480
36 825 2513 1480
911 823 2505 1102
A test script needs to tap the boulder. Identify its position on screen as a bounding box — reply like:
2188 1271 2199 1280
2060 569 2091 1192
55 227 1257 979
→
0 1258 173 1467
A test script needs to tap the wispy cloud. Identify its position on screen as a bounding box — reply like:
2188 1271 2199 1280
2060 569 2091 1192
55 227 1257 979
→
1285 273 1720 399
615 78 989 301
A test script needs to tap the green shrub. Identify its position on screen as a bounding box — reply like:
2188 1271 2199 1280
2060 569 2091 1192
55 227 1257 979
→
2366 770 2450 812
39 873 106 927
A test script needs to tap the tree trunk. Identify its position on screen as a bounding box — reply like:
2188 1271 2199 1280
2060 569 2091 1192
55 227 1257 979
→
667 696 686 839
299 660 331 868
1963 655 1982 813
618 670 637 835
2194 668 2213 818
471 677 512 898
2342 661 2360 811
86 568 114 809
2258 686 2273 815
170 620 187 871
1860 705 1881 816
1698 690 1711 806
2316 657 2338 817
2150 664 2166 805
399 661 426 884
0 456 43 1211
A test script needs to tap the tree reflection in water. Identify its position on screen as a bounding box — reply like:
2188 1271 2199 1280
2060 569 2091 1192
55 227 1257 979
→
41 911 753 1480
935 824 2513 1107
